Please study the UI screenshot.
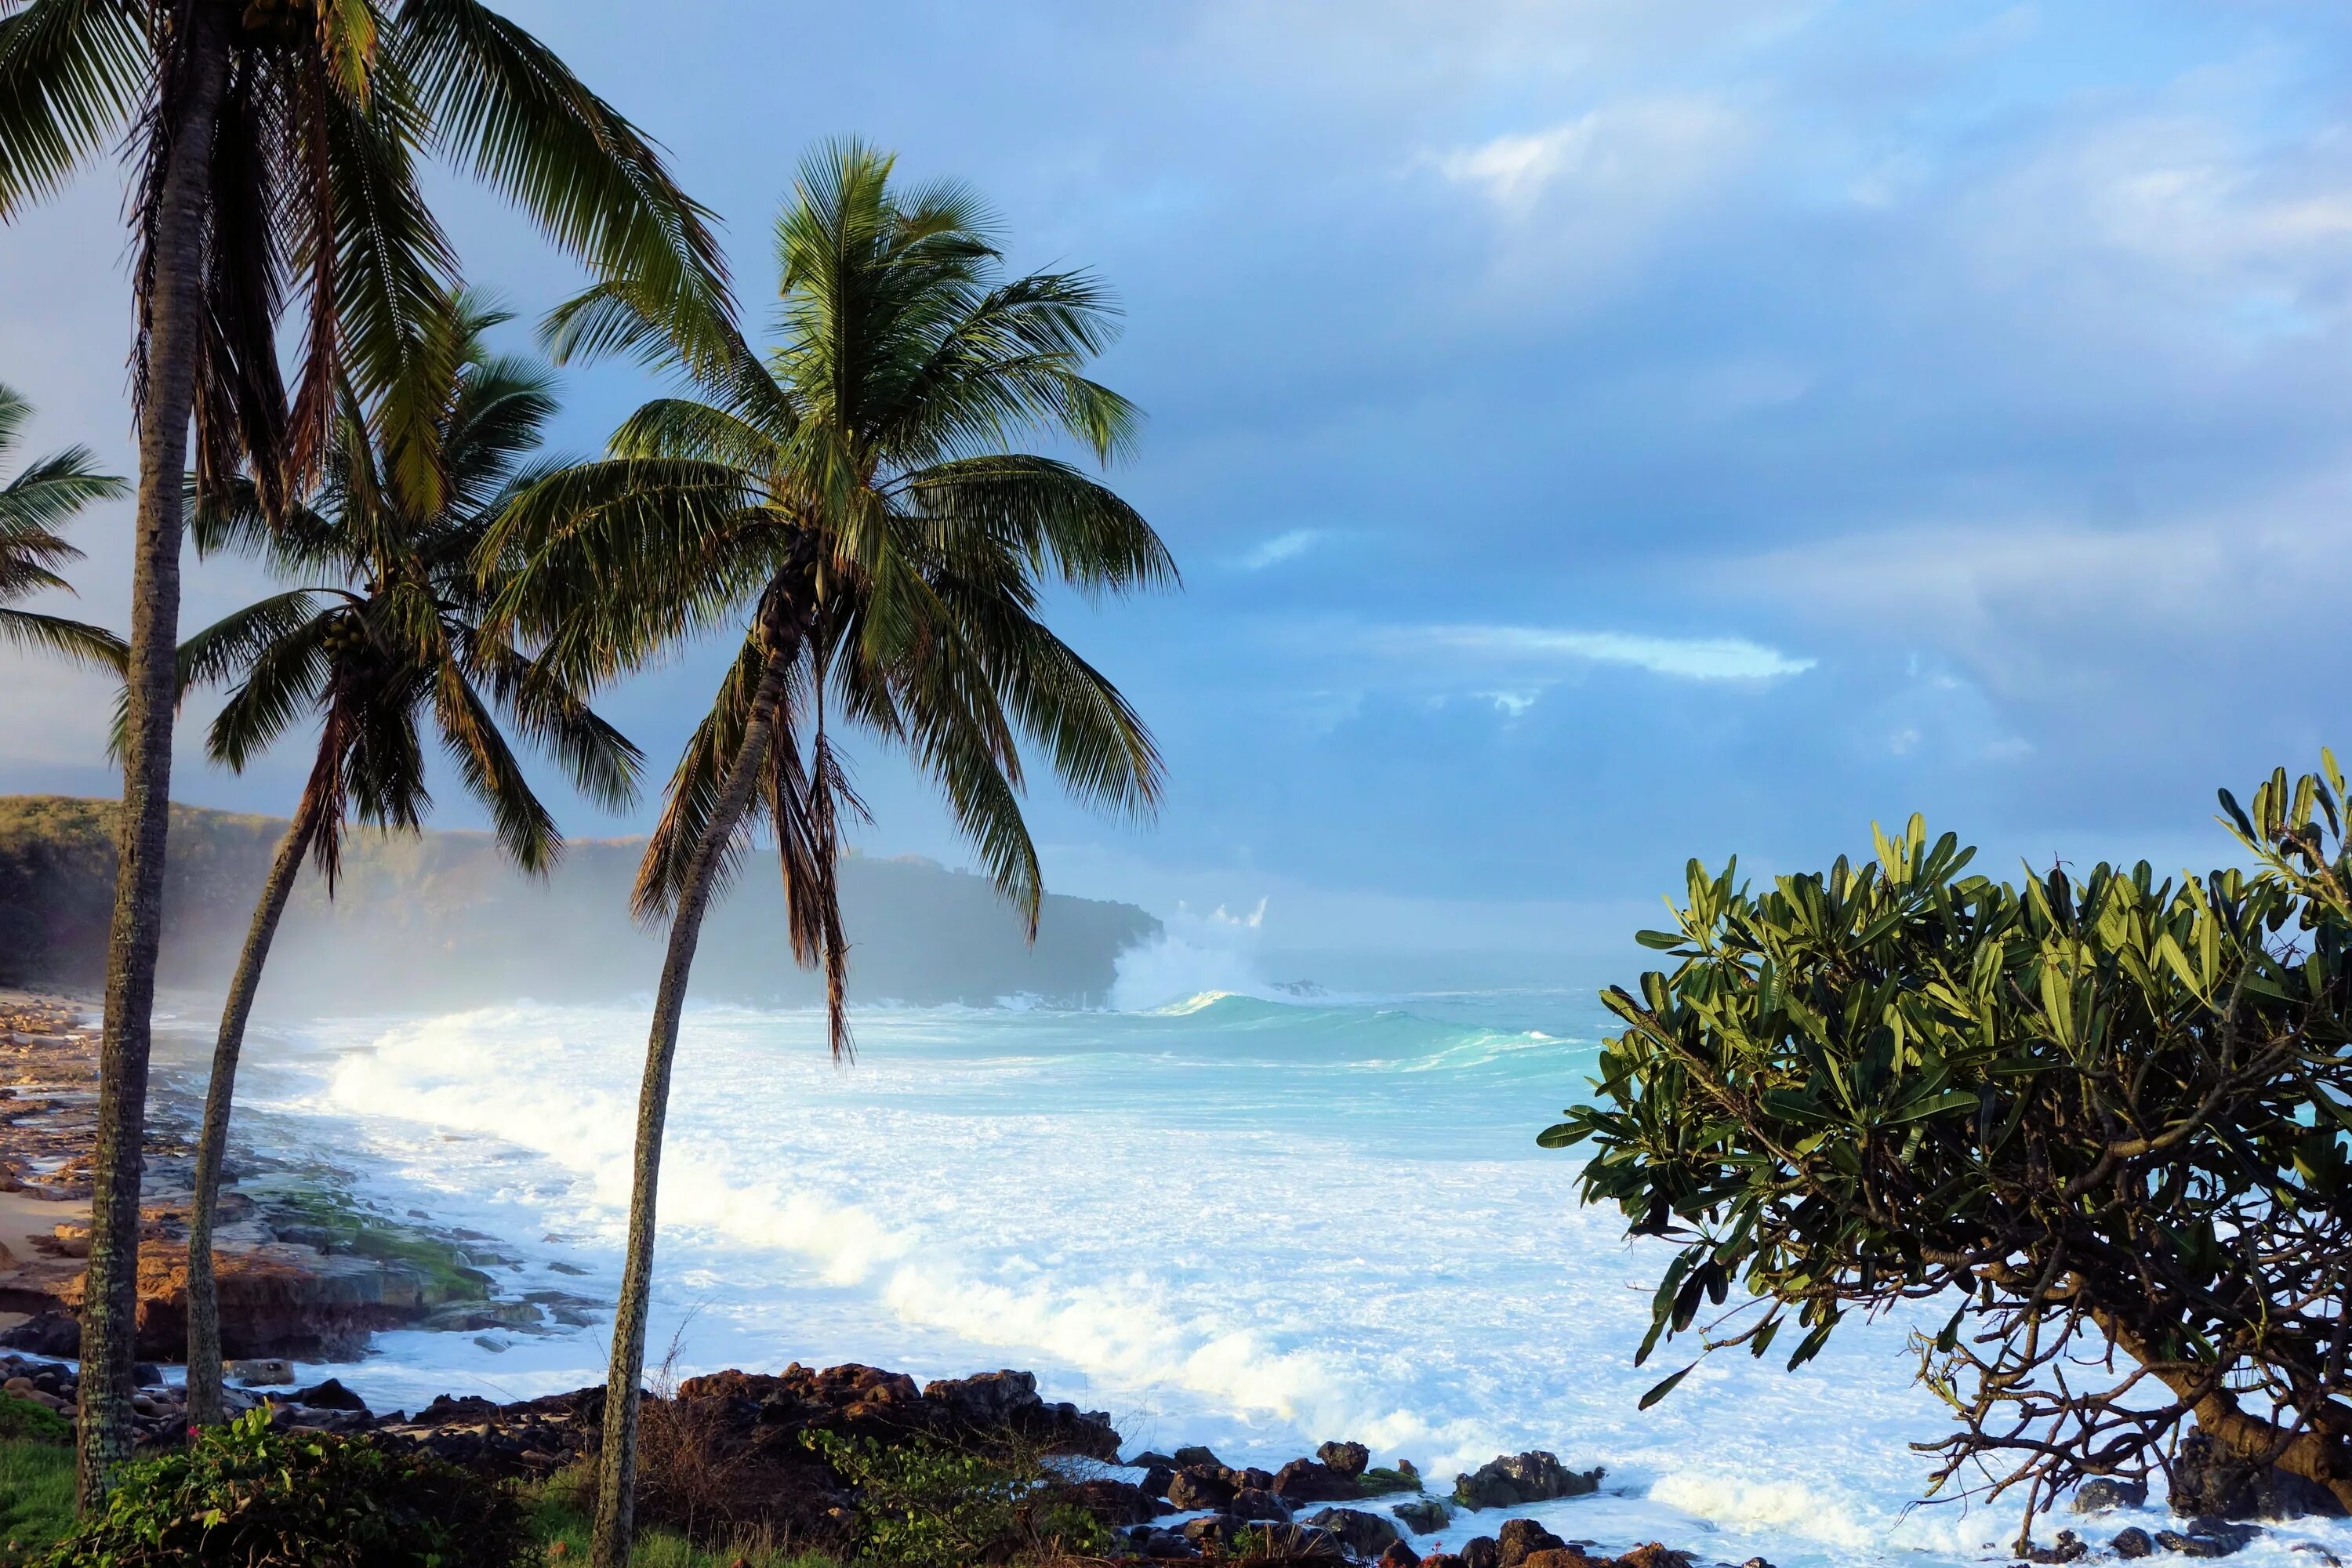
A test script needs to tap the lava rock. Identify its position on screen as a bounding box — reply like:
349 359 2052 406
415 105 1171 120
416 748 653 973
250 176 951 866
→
0 1312 78 1356
1395 1496 1455 1534
1180 1516 1232 1551
1306 1507 1403 1556
2075 1480 2151 1514
1456 1451 1606 1511
1319 1439 1371 1479
1276 1458 1361 1504
1379 1544 1421 1568
292 1377 371 1414
223 1357 295 1386
2114 1530 2156 1560
1173 1444 1225 1470
2156 1520 2262 1559
1462 1539 1501 1568
1228 1487 1294 1525
2022 1530 2088 1563
1168 1465 1240 1511
1613 1546 1695 1568
2173 1430 2347 1522
1498 1517 1567 1568
1129 1450 1179 1470
1138 1463 1176 1501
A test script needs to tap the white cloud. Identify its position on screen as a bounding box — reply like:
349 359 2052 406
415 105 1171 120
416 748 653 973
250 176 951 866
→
1233 528 1327 570
1401 623 1815 681
1427 96 1745 219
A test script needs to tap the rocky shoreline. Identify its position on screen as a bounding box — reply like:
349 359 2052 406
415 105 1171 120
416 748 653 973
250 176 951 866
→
0 989 583 1366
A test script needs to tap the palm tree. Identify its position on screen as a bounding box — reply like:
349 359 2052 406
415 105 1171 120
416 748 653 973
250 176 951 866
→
0 0 725 1500
492 139 1178 1568
0 383 128 669
173 296 639 1425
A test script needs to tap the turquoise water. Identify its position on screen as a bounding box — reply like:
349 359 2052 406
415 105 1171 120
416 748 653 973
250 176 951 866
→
180 982 2346 1568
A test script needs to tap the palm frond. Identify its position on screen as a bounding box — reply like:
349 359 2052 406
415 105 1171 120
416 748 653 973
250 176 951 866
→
432 659 561 873
177 587 340 697
206 609 337 771
0 604 124 670
0 441 129 532
0 0 145 217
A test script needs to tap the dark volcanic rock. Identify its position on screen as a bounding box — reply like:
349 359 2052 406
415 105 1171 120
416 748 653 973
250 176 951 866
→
1306 1506 1403 1556
0 1310 77 1356
1463 1538 1502 1568
1456 1450 1605 1510
1068 1477 1154 1526
1276 1457 1359 1504
292 1377 370 1414
1395 1496 1454 1534
1168 1465 1240 1511
1498 1517 1568 1568
2173 1430 2347 1521
2074 1479 2150 1514
1137 1462 1176 1501
2021 1530 2087 1563
2113 1528 2157 1559
1173 1443 1225 1470
1378 1543 1421 1568
1228 1487 1295 1524
2157 1522 2262 1559
1318 1439 1370 1479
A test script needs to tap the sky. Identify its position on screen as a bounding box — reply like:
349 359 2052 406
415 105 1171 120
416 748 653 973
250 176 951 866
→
6 0 2352 968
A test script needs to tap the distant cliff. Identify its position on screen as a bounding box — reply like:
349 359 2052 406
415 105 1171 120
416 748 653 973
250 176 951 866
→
0 796 1158 1011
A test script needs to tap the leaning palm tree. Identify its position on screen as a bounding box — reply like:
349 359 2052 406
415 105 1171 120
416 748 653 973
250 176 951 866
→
0 0 724 1499
174 296 639 1425
0 383 128 669
492 139 1178 1568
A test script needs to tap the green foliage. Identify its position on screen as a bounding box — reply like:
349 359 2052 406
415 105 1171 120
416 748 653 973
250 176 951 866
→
523 1471 837 1567
0 1439 75 1563
37 1410 531 1568
266 1185 493 1305
0 383 126 673
1355 1465 1421 1496
1544 756 2352 1523
804 1430 1109 1568
0 1392 69 1445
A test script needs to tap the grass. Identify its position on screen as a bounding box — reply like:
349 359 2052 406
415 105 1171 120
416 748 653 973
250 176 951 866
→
524 1470 840 1568
0 1437 74 1564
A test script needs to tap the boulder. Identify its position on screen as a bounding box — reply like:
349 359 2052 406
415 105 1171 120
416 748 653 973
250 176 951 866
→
1305 1506 1403 1556
1276 1458 1360 1504
2021 1531 2087 1564
1138 1463 1176 1501
2173 1430 2347 1521
1168 1465 1239 1511
1233 1465 1276 1491
1228 1487 1294 1525
1319 1439 1371 1479
1129 1450 1180 1470
1462 1539 1501 1568
1135 1527 1200 1559
1523 1553 1610 1568
1497 1517 1566 1568
2113 1528 2156 1559
1394 1496 1454 1534
2074 1479 2150 1514
1456 1452 1604 1511
0 1311 78 1356
1613 1546 1693 1568
1179 1516 1232 1551
1173 1443 1225 1470
1378 1544 1420 1568
224 1356 295 1386
1425 1559 1468 1568
2156 1522 2261 1559
292 1377 371 1414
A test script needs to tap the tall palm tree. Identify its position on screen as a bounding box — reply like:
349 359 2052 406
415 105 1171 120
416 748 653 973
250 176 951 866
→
0 0 725 1500
0 383 128 669
174 296 639 1424
492 139 1178 1568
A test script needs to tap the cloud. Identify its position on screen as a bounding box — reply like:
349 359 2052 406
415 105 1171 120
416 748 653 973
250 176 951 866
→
1395 623 1816 681
1425 97 1745 219
1232 528 1327 570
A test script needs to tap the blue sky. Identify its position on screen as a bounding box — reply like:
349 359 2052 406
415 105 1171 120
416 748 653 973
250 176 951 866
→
6 1 2352 962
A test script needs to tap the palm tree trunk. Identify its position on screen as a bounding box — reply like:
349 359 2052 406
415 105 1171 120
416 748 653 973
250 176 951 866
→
183 795 324 1427
593 646 795 1568
78 9 232 1509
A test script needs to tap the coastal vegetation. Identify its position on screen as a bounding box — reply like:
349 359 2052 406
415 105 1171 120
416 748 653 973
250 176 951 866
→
1545 756 2352 1544
0 386 125 672
0 0 725 1503
490 137 1174 1566
169 292 638 1426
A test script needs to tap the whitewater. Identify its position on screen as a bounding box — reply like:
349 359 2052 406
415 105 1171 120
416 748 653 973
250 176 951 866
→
146 966 2352 1568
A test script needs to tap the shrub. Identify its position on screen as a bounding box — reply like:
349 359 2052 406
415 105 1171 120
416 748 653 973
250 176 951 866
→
1544 758 2352 1542
39 1409 531 1567
0 1392 68 1445
805 1430 1110 1568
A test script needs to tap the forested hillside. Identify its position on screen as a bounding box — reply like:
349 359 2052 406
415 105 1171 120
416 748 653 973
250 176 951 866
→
0 797 1156 1011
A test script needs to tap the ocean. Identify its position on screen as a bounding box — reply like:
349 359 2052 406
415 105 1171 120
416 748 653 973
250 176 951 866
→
147 956 2350 1568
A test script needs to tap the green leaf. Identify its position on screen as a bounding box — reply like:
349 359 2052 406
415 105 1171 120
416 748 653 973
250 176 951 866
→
1639 1363 1697 1410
